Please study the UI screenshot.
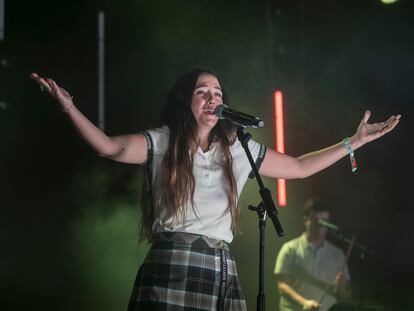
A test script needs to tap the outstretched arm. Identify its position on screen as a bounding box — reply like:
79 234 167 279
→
259 110 400 179
31 73 147 164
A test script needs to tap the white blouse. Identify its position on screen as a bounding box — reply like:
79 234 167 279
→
144 126 266 243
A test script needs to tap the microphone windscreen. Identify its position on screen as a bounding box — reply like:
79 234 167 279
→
214 104 228 119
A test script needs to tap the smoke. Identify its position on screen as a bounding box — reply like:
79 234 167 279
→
65 163 149 310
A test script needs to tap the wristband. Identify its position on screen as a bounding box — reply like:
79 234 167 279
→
343 137 357 173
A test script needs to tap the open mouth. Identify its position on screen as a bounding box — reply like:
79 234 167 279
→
202 108 215 114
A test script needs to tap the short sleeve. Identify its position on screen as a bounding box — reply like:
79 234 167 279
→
141 131 153 165
143 126 170 156
274 243 294 276
229 138 267 194
247 139 267 178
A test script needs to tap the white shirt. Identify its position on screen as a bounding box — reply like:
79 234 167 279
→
145 126 266 243
274 233 350 311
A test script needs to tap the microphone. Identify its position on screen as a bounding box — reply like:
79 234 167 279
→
214 104 265 128
318 219 339 232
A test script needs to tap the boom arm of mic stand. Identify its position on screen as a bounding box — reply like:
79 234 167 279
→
332 232 373 255
236 127 284 237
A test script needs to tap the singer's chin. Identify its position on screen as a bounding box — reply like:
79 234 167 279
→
199 117 218 129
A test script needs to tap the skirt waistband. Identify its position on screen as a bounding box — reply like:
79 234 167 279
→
153 231 229 250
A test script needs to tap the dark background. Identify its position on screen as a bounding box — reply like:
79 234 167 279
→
1 0 413 310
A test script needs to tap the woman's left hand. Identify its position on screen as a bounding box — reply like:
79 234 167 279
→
353 110 401 147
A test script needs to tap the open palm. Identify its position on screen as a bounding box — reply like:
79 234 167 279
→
355 110 400 145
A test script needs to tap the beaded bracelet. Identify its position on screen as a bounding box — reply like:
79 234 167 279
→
343 137 357 173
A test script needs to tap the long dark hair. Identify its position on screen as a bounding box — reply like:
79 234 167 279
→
140 67 239 242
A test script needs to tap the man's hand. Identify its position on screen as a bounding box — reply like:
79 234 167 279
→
302 299 320 310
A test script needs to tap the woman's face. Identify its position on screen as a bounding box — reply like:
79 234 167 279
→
191 73 223 131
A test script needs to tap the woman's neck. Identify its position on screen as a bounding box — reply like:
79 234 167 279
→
197 127 212 152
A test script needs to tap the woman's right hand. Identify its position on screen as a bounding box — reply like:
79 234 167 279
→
30 72 74 111
30 72 148 164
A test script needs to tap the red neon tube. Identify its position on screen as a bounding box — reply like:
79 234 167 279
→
274 91 286 206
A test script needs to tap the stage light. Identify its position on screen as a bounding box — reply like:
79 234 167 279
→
274 90 286 207
380 0 398 4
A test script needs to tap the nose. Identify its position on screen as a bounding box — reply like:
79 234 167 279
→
206 92 216 105
205 90 213 100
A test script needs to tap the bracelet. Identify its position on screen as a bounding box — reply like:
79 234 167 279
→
62 102 74 113
343 137 357 173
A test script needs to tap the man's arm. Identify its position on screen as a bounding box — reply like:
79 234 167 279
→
277 274 321 310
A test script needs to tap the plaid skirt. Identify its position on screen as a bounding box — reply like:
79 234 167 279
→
127 232 247 311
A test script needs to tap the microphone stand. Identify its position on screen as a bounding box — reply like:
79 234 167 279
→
236 126 284 311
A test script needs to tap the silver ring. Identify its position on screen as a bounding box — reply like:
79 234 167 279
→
40 85 46 92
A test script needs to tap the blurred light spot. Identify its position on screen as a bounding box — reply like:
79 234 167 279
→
0 101 8 109
1 58 9 68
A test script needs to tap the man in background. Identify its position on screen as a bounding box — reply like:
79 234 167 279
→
274 198 351 311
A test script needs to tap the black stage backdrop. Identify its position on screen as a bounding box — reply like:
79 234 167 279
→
1 0 413 310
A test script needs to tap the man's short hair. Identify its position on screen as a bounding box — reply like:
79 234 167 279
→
303 198 330 219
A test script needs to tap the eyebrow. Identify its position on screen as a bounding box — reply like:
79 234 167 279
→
194 84 222 91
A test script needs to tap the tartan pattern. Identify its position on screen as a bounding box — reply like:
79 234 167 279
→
128 232 247 311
